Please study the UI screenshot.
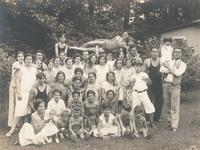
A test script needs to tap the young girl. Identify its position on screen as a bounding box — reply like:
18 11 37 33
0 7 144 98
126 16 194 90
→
106 52 115 71
83 90 99 138
101 90 118 116
97 103 120 139
8 51 24 127
84 53 97 75
134 105 149 138
69 107 85 142
73 53 84 72
63 57 74 83
95 55 110 85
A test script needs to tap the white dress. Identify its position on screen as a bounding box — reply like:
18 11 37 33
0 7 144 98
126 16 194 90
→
8 61 23 126
15 65 37 117
95 65 110 85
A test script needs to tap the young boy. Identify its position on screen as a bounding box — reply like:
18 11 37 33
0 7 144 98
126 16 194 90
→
83 90 99 138
68 91 84 113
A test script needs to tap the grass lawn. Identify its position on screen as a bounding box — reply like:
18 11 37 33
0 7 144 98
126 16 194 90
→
0 91 200 150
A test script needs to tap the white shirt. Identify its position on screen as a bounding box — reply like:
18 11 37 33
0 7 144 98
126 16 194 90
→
133 72 149 91
160 45 173 63
47 98 66 116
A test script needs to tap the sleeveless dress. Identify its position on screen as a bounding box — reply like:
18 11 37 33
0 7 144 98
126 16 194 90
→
35 85 49 107
15 65 37 117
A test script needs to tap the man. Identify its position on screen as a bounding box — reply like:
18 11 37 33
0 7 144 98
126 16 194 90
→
143 48 163 122
35 50 47 71
82 51 90 66
127 45 141 65
160 48 186 132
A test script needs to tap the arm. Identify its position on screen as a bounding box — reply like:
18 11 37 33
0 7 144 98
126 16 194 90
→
55 43 59 57
170 62 187 77
29 88 37 111
117 114 125 135
143 59 150 73
64 44 69 55
69 117 77 137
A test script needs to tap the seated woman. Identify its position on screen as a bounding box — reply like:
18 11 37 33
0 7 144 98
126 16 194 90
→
19 100 59 146
70 32 129 54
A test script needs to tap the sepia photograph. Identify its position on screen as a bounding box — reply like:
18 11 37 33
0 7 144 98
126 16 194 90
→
0 0 200 150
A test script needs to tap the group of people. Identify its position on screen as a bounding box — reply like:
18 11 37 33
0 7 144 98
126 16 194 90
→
6 32 186 146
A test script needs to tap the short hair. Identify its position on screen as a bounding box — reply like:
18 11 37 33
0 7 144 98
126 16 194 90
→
24 53 33 59
53 57 60 63
87 90 96 97
53 88 62 95
106 71 116 82
74 67 83 75
36 72 46 79
65 57 73 64
134 105 144 114
74 53 82 60
16 51 24 58
88 72 97 79
72 91 80 97
34 99 45 110
72 76 82 83
123 104 132 112
102 102 112 110
98 55 107 64
36 49 43 54
106 89 115 96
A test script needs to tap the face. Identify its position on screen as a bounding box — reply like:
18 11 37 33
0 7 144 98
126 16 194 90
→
25 56 33 66
57 73 65 82
38 76 46 84
173 49 182 59
107 91 114 101
36 52 43 61
116 60 122 69
54 58 60 67
99 57 106 65
125 59 132 68
59 53 66 60
75 57 81 64
151 48 158 58
91 55 97 64
88 73 96 83
88 93 95 103
66 59 73 67
135 65 142 73
48 62 54 70
73 80 81 89
107 53 113 61
73 93 80 102
60 37 66 43
82 51 89 60
129 47 137 56
17 53 24 63
104 108 111 117
135 112 143 118
75 71 82 78
118 52 125 59
37 102 45 114
107 73 115 82
36 60 42 68
54 92 61 101
74 110 81 118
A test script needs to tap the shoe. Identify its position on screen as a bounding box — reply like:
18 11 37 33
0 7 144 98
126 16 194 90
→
172 128 177 132
6 131 13 137
46 137 52 143
55 138 60 143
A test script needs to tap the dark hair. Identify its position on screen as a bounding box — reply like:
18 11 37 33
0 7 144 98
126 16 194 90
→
88 72 97 79
72 91 80 97
98 55 107 64
114 59 123 69
106 71 116 84
102 102 111 110
123 104 132 112
134 105 144 114
74 67 83 75
55 71 65 82
36 50 44 54
72 76 82 83
34 99 45 110
87 90 96 97
53 88 62 95
123 57 133 66
36 72 46 79
106 89 115 96
65 57 73 64
16 51 24 58
53 57 60 63
24 53 33 59
73 53 82 62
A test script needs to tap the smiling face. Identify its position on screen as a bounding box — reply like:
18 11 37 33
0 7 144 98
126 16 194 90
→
116 60 123 69
57 73 65 82
74 56 81 64
73 79 81 89
54 58 60 67
87 93 95 103
54 91 61 102
125 59 132 68
37 102 45 114
107 72 115 83
73 93 80 103
88 73 96 83
17 53 24 63
48 61 54 70
99 57 106 65
36 52 43 61
173 48 182 60
151 48 159 59
90 55 97 64
25 56 33 66
82 51 89 60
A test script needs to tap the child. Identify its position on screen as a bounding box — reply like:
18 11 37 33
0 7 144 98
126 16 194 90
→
134 105 149 138
101 90 118 116
97 103 120 139
68 91 84 113
106 52 115 71
69 106 85 142
73 67 87 88
117 103 137 137
133 60 155 127
44 60 56 85
83 90 99 138
57 110 71 140
73 53 84 72
47 89 67 117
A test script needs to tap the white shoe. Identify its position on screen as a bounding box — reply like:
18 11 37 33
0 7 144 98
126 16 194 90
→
55 138 60 143
6 131 13 137
172 128 177 132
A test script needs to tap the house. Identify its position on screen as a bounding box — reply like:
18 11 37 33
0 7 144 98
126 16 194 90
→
160 19 200 54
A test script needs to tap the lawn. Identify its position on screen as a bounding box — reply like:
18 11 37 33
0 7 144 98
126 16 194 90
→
0 91 200 150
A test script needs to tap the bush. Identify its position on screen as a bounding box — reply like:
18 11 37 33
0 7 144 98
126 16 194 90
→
0 48 15 104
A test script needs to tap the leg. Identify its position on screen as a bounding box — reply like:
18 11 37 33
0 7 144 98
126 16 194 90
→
81 40 104 48
6 116 21 136
170 85 181 129
162 83 171 125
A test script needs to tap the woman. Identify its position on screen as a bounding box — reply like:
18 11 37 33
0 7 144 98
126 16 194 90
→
55 34 69 57
7 53 38 136
84 53 97 75
8 51 24 127
19 100 58 146
51 71 68 105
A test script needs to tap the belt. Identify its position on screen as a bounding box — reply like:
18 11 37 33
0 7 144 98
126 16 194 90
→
163 81 180 86
135 89 147 93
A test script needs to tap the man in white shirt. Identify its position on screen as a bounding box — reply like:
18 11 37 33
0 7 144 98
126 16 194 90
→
160 48 186 132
